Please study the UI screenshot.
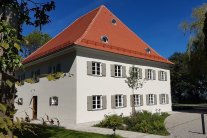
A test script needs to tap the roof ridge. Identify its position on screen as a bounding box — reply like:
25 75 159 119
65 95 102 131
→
75 6 104 44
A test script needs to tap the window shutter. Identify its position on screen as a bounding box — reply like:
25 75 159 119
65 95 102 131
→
123 95 127 107
111 95 116 108
165 72 167 81
87 61 92 75
166 94 169 104
153 70 156 80
49 97 52 106
111 65 115 77
102 63 106 76
154 94 157 105
146 94 149 105
56 64 61 72
102 95 107 109
122 66 127 78
158 71 161 81
130 95 134 107
87 96 93 111
139 68 142 79
159 94 162 104
129 67 132 75
145 69 148 80
140 95 143 106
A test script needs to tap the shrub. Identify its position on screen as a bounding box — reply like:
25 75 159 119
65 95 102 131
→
95 114 123 129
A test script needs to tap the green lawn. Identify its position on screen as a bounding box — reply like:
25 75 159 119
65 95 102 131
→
15 124 121 138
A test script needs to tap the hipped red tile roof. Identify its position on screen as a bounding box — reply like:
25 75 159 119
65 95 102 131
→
23 5 173 64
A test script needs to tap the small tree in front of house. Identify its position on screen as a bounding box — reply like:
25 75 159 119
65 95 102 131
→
125 65 144 115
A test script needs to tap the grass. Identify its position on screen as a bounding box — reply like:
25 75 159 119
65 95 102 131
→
15 124 122 138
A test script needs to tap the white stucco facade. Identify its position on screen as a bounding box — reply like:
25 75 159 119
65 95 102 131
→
15 46 172 128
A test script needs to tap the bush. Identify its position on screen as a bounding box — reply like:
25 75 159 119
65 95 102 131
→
95 111 169 136
95 114 123 129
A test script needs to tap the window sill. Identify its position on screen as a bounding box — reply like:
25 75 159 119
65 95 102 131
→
91 108 105 111
147 104 156 106
160 103 168 105
114 106 125 109
89 74 104 77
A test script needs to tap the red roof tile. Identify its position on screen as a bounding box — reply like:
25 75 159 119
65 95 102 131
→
23 5 173 64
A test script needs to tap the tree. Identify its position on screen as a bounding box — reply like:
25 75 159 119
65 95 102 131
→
0 0 55 137
22 30 52 57
125 66 144 115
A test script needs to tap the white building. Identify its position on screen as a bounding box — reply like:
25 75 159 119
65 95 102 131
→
15 5 173 128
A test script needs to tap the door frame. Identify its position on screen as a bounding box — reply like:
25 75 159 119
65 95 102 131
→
32 96 37 120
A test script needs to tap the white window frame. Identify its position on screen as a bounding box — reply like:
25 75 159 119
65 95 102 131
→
148 69 153 80
92 62 102 76
92 95 102 110
161 94 167 104
115 65 122 77
149 94 155 105
50 96 58 106
134 94 141 106
115 95 124 108
160 71 166 81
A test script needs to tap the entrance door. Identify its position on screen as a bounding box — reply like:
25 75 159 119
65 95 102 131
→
32 96 37 119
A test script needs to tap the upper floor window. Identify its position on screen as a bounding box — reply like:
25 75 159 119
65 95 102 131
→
92 95 102 110
92 62 102 76
48 64 61 74
130 67 142 79
115 65 122 77
87 61 106 76
49 96 58 106
159 71 167 81
145 69 156 80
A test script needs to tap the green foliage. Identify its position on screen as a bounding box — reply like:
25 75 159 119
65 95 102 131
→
24 78 35 84
22 30 52 57
95 112 169 136
46 72 65 81
95 115 123 129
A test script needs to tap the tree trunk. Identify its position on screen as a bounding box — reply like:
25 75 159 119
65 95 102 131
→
131 88 136 115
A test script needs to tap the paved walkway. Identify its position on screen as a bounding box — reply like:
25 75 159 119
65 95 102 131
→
65 122 166 138
165 111 207 138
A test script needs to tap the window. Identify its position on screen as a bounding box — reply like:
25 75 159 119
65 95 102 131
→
131 67 141 79
17 98 23 105
50 96 58 106
115 95 124 108
101 35 109 43
145 48 151 54
48 64 61 74
160 94 168 104
160 71 167 81
148 69 152 80
92 62 101 76
115 65 122 77
134 95 141 106
92 95 102 110
111 19 117 25
149 94 155 105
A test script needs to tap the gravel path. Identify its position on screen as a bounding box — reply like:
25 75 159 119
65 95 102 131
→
165 111 207 138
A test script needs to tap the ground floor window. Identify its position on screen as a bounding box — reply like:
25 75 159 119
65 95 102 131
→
115 95 124 108
92 95 102 110
50 96 58 106
160 94 168 104
148 94 156 105
134 94 141 106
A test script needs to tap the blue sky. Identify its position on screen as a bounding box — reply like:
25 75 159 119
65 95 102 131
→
22 0 207 58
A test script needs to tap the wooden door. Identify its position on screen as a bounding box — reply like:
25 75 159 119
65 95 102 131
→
32 96 37 119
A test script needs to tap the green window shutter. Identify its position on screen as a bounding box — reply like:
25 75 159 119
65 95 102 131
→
102 63 106 76
153 70 156 80
145 69 148 80
154 94 157 105
140 95 143 106
123 95 127 107
130 95 134 107
111 95 116 108
166 94 169 104
87 61 92 75
158 71 161 81
146 94 149 105
87 96 93 111
102 95 107 109
111 65 115 77
159 94 162 104
139 68 142 79
165 72 167 81
122 66 127 78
